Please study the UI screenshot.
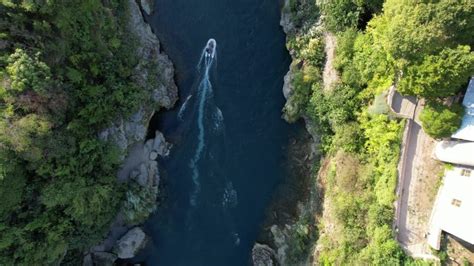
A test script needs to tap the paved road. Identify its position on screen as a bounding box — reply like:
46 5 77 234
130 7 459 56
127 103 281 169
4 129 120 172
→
397 120 420 245
393 99 438 260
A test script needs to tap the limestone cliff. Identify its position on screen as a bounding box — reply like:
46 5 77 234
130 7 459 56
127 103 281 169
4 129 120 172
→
251 1 323 265
84 0 178 264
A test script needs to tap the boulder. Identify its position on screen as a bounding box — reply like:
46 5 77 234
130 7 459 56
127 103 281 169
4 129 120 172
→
82 253 93 266
282 69 294 100
136 163 148 186
115 227 148 259
153 131 171 157
140 0 152 15
149 151 158 160
252 243 276 266
92 252 117 266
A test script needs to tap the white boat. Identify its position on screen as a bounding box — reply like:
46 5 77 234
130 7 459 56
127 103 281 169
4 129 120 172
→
205 38 216 58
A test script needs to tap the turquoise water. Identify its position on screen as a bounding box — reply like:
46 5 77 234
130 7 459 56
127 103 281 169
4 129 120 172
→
138 0 298 264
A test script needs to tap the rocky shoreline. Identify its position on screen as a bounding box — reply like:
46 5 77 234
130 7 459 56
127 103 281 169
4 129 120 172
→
83 0 178 264
251 1 323 265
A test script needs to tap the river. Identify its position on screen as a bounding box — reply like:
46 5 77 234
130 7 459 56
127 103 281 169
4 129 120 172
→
137 0 299 264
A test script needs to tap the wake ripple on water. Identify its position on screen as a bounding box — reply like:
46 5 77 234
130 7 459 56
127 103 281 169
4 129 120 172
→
213 107 224 132
189 39 218 206
177 95 192 121
222 181 238 209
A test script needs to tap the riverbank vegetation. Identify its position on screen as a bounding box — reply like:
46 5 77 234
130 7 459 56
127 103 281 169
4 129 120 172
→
0 1 149 264
284 0 473 264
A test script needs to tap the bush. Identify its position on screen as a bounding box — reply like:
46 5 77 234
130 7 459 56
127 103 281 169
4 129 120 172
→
321 0 383 32
420 102 464 139
122 182 158 225
0 0 149 263
398 46 474 98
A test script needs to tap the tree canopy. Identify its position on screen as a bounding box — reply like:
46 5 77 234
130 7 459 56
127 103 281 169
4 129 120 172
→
420 101 464 139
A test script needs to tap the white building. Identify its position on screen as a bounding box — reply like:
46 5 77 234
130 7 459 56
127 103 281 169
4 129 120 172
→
429 77 474 250
434 141 474 167
452 78 474 141
427 167 474 249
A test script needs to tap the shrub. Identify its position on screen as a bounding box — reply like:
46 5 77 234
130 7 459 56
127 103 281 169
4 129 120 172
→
122 182 158 225
398 46 474 98
420 102 464 139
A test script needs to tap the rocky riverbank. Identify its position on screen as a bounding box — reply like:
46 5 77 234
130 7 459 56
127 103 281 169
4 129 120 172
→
251 1 323 265
83 0 178 264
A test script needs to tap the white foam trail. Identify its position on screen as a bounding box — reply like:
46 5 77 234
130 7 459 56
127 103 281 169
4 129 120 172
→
177 95 192 121
189 46 215 206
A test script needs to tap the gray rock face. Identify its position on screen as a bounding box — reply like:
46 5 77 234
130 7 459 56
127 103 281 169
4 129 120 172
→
118 130 170 185
82 254 93 266
153 131 171 157
149 151 158 160
271 225 290 264
127 0 177 109
252 243 277 266
280 0 295 34
140 0 153 15
85 1 178 265
282 68 294 100
84 251 118 266
99 0 177 158
115 227 148 259
99 108 148 159
91 252 117 266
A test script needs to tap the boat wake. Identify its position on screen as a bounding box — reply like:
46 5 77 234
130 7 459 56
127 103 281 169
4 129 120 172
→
187 39 219 206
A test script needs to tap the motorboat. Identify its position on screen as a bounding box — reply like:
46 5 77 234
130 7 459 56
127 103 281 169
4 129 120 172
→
205 38 216 58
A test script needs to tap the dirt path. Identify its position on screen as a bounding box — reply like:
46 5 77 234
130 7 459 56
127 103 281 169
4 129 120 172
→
322 32 338 91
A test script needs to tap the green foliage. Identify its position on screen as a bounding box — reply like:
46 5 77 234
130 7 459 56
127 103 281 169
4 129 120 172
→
0 154 26 220
318 115 404 264
283 65 321 122
330 122 363 154
122 182 158 225
5 49 51 95
398 45 474 98
420 101 464 139
367 91 390 116
368 0 474 63
334 28 364 89
0 114 52 162
0 0 150 264
307 83 362 151
285 0 320 30
363 0 473 95
288 0 473 264
285 211 318 264
321 0 383 32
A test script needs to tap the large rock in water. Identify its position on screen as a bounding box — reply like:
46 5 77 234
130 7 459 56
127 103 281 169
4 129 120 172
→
115 227 148 259
252 243 277 266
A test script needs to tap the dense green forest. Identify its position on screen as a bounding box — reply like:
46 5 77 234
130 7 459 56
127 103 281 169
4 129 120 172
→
284 0 473 264
0 0 150 263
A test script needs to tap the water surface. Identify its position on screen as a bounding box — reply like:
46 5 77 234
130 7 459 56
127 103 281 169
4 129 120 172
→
140 0 297 264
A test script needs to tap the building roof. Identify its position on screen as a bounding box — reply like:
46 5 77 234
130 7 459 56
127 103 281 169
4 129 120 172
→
452 78 474 141
434 140 474 167
428 167 474 249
